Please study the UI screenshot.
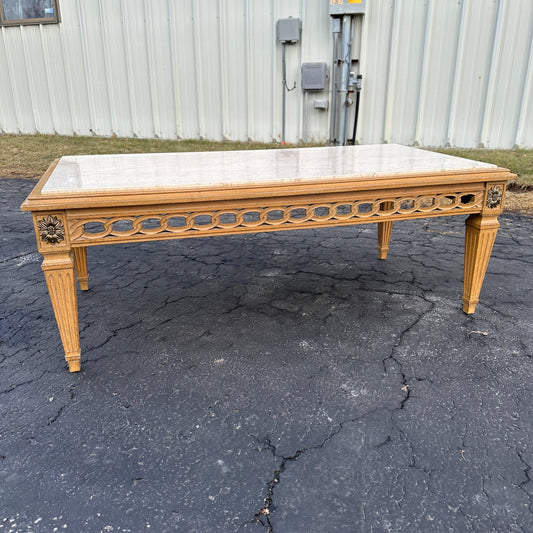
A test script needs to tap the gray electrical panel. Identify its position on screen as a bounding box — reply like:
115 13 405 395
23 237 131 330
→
314 99 329 110
328 0 366 16
277 18 301 43
301 63 328 90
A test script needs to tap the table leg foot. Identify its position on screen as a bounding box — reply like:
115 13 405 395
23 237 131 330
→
67 356 81 372
42 252 81 370
462 301 478 314
73 247 89 291
462 214 500 314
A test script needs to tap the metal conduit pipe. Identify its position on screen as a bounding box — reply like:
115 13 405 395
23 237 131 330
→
337 14 353 146
351 74 362 145
303 90 309 143
281 42 287 145
329 18 341 144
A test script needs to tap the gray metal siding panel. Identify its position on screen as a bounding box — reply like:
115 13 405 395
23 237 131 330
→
447 0 500 147
0 28 18 133
383 0 429 145
415 0 463 147
0 0 532 147
480 0 533 148
358 0 395 145
516 29 533 148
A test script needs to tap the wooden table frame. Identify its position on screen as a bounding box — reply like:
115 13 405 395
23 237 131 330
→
21 155 512 373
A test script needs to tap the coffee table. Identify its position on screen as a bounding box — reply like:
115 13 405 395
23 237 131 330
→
21 144 513 372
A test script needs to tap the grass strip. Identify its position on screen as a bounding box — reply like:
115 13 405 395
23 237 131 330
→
1 135 532 188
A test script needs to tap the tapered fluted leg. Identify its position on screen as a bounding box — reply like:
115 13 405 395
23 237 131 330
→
378 221 393 259
377 202 394 259
42 252 81 372
462 214 500 314
73 247 89 291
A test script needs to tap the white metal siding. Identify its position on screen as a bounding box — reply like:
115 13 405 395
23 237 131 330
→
0 0 532 147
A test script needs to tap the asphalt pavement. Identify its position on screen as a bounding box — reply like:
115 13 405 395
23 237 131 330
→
1 178 532 533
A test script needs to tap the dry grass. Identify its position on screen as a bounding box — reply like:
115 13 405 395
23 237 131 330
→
2 134 532 214
0 134 283 179
504 190 533 215
434 147 533 215
435 147 533 188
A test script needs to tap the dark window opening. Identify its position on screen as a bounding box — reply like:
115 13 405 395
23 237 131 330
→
0 0 60 26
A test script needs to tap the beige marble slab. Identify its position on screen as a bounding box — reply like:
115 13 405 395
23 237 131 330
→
41 144 497 194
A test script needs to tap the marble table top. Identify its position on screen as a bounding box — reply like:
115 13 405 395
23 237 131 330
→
41 144 497 194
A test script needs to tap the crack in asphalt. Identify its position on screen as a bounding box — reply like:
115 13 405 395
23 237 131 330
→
248 408 391 532
88 319 143 349
248 423 346 532
381 298 437 410
0 252 39 265
517 452 532 488
47 404 66 426
46 386 77 426
333 300 442 500
0 372 46 395
517 450 533 513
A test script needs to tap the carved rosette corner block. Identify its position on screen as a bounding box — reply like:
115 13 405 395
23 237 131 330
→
486 186 503 209
38 215 65 245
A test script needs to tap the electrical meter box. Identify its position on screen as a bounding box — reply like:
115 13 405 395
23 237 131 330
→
301 63 328 90
277 18 301 43
329 0 366 16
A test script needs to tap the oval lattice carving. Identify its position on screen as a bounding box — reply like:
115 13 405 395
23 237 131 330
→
69 191 484 243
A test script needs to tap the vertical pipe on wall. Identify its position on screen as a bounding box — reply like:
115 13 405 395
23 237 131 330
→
298 0 306 143
271 1 277 141
337 14 352 145
303 89 308 143
281 41 287 144
329 19 340 143
351 74 362 144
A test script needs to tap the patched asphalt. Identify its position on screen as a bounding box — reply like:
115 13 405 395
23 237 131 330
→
1 178 532 533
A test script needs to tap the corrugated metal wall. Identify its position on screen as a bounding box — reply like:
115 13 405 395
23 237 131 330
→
0 0 532 147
